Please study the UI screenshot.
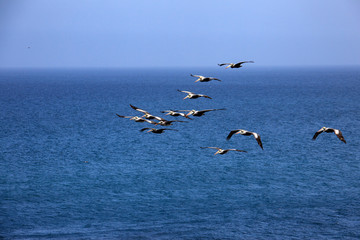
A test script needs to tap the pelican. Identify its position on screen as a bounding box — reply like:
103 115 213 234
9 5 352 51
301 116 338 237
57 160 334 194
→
155 119 187 126
200 147 247 155
218 61 254 69
116 114 157 124
116 114 145 122
226 129 263 150
312 127 346 143
177 90 212 100
190 74 221 82
140 128 177 134
179 108 225 117
161 110 192 119
130 104 164 120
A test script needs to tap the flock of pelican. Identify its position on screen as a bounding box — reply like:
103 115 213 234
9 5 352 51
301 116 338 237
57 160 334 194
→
116 61 347 156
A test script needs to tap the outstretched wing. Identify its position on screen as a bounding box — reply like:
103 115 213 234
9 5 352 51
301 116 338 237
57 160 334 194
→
200 147 220 150
190 74 201 78
312 128 325 140
333 129 346 144
130 104 148 114
140 128 151 132
252 132 263 150
199 108 226 113
144 119 157 125
152 115 165 121
176 109 192 112
218 63 231 66
227 149 247 153
209 77 222 81
199 94 212 99
116 114 131 119
177 89 192 94
237 61 255 65
226 130 241 140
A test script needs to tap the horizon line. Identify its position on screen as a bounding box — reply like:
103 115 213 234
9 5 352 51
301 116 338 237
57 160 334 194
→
1 64 360 71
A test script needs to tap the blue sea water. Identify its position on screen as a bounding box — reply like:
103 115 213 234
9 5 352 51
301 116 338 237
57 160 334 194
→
1 67 360 239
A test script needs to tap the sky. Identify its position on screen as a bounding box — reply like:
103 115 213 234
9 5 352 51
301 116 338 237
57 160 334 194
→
0 0 359 68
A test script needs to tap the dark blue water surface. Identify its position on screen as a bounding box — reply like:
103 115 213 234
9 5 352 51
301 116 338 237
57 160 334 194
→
1 67 360 239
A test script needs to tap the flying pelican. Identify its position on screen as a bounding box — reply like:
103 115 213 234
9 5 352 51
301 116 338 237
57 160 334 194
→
116 114 148 123
200 147 247 155
226 129 263 150
312 127 346 143
156 119 187 126
179 108 225 117
218 61 254 69
177 90 212 100
116 114 157 124
140 128 177 134
161 110 192 119
130 104 164 120
190 74 221 82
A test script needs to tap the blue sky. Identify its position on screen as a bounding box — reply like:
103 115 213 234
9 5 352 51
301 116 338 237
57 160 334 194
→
0 0 359 68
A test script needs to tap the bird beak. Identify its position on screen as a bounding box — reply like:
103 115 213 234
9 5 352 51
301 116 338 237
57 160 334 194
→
225 66 230 69
214 152 218 155
183 96 188 100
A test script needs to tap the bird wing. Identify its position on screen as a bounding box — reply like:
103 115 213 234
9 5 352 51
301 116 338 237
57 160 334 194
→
177 89 192 94
199 94 212 99
199 108 225 113
152 115 165 121
144 119 157 125
201 147 220 150
333 129 346 143
140 128 151 132
226 130 241 140
130 104 148 114
218 63 231 66
116 114 131 118
312 128 325 140
190 74 201 78
209 77 221 81
176 109 192 112
237 61 254 64
252 132 264 150
227 149 247 153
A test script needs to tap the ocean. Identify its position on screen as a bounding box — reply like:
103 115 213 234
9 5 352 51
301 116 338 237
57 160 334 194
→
1 67 360 239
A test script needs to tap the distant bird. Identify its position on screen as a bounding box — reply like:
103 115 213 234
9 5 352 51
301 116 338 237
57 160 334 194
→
226 129 263 150
161 110 192 119
177 90 212 100
190 74 221 82
200 147 247 155
218 61 254 69
130 104 164 120
312 127 346 143
180 108 225 117
116 114 149 123
140 128 177 134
